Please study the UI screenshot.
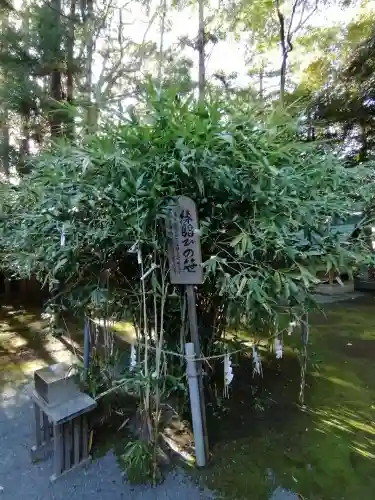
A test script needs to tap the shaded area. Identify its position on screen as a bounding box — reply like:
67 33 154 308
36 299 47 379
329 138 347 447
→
2 297 375 498
0 303 76 390
0 384 212 500
202 297 375 499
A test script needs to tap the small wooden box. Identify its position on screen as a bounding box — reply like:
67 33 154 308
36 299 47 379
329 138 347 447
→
34 363 78 407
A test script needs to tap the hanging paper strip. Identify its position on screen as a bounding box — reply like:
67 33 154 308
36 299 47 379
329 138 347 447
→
274 337 283 359
252 345 262 377
223 353 234 398
60 224 65 247
129 344 137 371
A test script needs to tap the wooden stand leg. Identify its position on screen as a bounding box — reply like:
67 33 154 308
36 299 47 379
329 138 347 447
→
82 416 88 460
64 422 72 471
74 418 80 465
31 406 54 462
43 413 50 444
50 424 63 482
50 417 91 482
34 404 42 447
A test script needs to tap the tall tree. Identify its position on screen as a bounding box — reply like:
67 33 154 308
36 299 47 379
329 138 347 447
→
0 8 10 177
49 0 63 136
274 0 319 104
197 0 205 103
84 0 95 132
66 0 76 138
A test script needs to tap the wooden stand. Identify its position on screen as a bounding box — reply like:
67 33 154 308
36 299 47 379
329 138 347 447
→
29 387 96 482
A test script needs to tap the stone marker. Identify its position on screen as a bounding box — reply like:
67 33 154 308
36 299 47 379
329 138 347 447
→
34 363 77 406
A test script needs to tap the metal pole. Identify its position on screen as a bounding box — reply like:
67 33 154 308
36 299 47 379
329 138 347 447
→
299 310 309 405
185 342 206 467
186 284 209 459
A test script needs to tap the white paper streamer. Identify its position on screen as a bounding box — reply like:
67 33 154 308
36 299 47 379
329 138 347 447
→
128 242 138 254
129 344 137 371
224 353 234 398
252 345 263 377
274 337 283 359
60 224 65 247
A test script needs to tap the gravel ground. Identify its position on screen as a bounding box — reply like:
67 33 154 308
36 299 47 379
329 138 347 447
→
0 384 214 500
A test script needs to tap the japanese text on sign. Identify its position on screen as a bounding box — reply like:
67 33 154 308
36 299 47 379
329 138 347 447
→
167 196 203 285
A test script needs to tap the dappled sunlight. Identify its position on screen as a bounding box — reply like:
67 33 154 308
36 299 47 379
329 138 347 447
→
351 444 375 460
313 373 362 391
5 335 28 349
0 303 78 389
308 403 375 463
111 321 136 344
0 384 32 424
1 297 375 498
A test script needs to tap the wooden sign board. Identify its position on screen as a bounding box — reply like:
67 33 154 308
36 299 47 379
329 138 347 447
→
166 196 203 285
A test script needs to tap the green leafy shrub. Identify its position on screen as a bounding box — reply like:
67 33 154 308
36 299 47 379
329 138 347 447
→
0 87 373 349
118 439 155 484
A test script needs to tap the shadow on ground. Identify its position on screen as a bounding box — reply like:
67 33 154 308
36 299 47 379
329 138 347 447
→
2 297 375 499
202 296 375 500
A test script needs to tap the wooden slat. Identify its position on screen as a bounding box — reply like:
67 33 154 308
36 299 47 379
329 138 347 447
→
81 416 88 459
73 418 80 465
43 413 49 443
53 424 63 477
64 422 72 471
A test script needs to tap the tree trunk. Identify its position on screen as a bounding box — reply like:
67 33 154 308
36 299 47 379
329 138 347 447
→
275 0 288 106
280 53 287 106
21 7 30 160
50 0 63 137
118 7 124 117
85 0 95 133
66 0 76 138
1 115 10 178
0 13 9 178
259 62 264 101
197 0 205 105
359 123 367 162
275 0 317 106
307 110 315 141
157 0 167 87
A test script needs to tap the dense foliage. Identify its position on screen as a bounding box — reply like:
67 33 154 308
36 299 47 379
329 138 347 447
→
0 89 373 347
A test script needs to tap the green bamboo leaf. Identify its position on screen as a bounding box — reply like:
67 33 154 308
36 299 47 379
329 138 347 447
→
230 233 244 247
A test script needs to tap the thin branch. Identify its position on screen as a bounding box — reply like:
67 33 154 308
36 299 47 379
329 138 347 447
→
290 0 319 38
286 0 300 52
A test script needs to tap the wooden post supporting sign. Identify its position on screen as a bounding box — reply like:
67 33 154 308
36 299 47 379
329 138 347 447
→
166 196 209 463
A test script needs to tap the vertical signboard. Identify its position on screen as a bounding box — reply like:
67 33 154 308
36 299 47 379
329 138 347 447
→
166 195 208 462
167 196 203 285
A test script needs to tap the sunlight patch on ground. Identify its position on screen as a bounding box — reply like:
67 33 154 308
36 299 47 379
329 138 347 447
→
351 445 375 460
111 321 137 344
311 372 361 391
0 305 78 390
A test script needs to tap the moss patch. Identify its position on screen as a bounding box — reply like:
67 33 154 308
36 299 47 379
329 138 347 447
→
201 297 375 499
